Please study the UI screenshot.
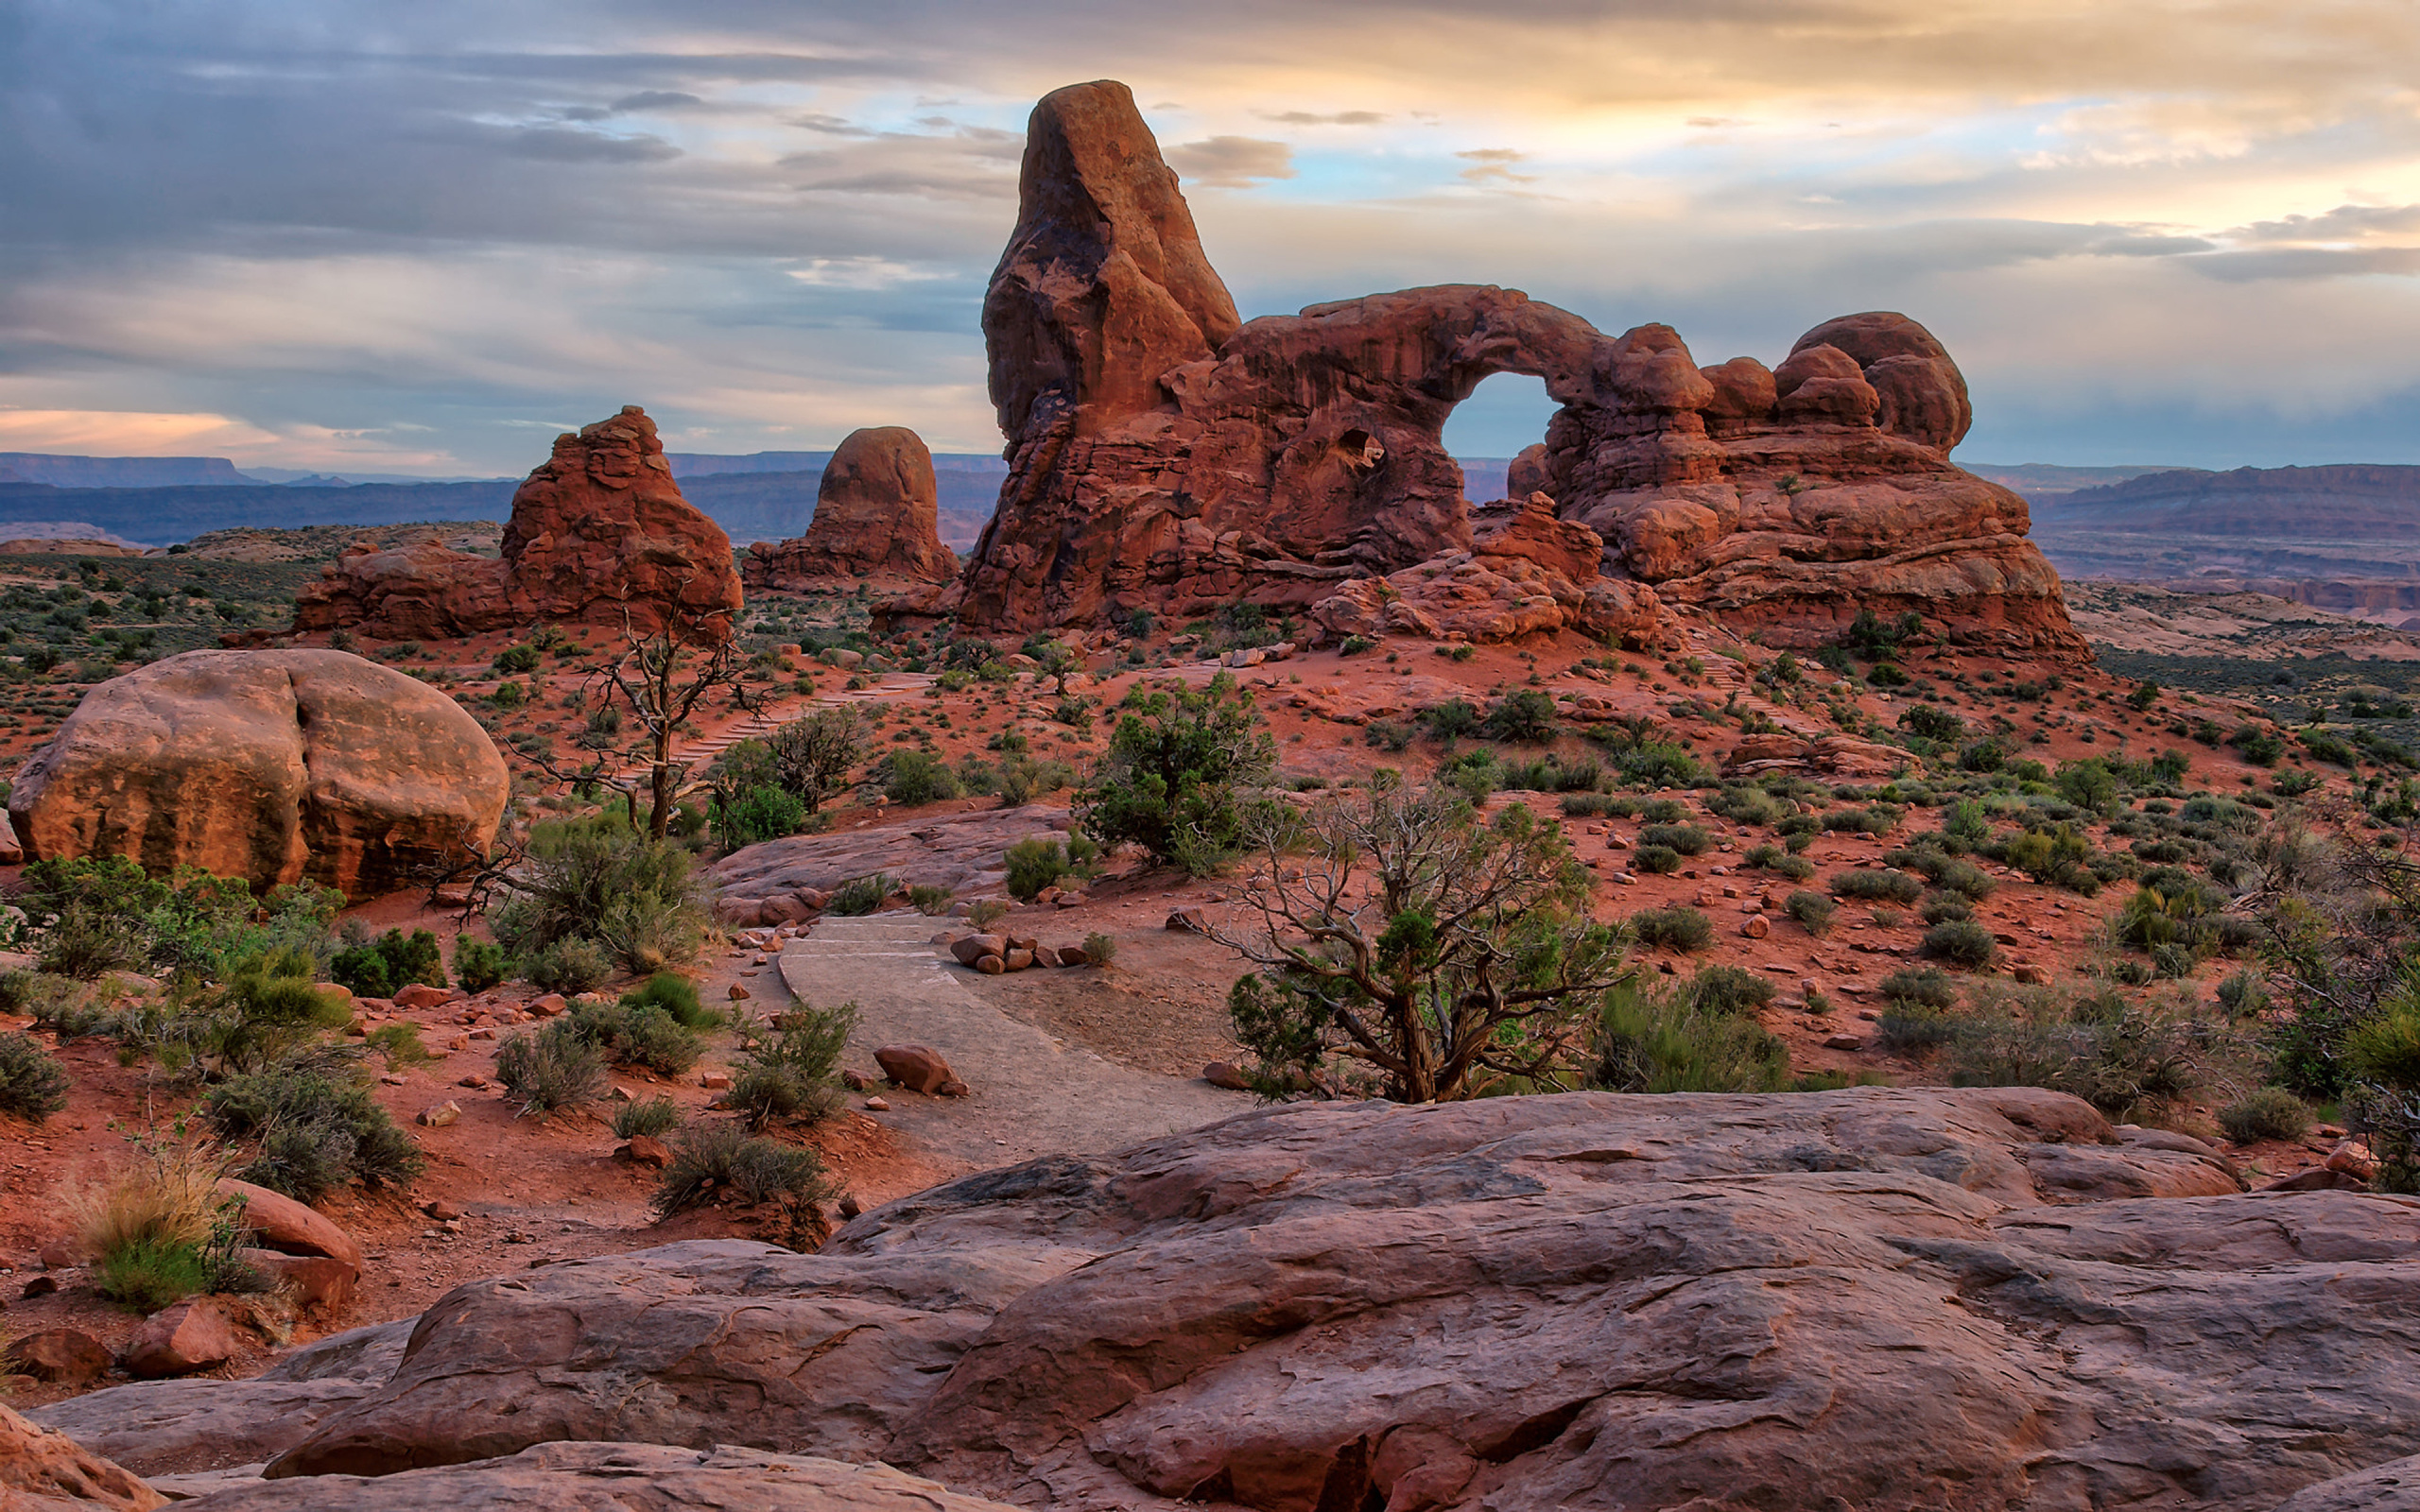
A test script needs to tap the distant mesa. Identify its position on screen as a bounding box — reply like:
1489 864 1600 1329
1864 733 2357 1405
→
9 649 509 901
923 78 2083 658
0 453 253 488
743 426 960 596
291 406 743 642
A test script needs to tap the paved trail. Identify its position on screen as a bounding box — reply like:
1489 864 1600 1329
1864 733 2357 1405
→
777 914 1253 1175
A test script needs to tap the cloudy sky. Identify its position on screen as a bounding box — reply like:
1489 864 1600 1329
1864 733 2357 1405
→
5 0 2419 475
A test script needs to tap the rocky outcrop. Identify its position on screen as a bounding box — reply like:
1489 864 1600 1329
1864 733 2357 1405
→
0 1403 164 1511
938 81 2083 660
217 1086 2420 1511
293 407 742 642
173 1442 1021 1511
1310 493 1671 646
743 427 959 593
704 804 1075 926
9 650 508 900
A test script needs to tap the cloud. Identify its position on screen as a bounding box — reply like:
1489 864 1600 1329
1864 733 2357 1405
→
613 90 704 112
1266 110 1387 126
495 128 683 163
1166 136 1297 188
1455 148 1539 185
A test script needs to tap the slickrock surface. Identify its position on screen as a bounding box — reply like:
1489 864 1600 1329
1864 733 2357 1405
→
744 427 959 593
293 407 742 641
9 649 508 899
0 1402 164 1511
122 1086 2411 1512
703 803 1075 925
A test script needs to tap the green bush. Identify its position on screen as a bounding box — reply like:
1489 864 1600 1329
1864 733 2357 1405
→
1562 792 1616 816
730 1000 856 1129
1591 984 1789 1093
1681 964 1776 1016
652 1124 838 1218
1423 699 1480 741
94 1236 216 1314
524 937 612 996
879 749 961 806
366 1022 432 1068
623 971 718 1029
563 998 701 1076
492 817 709 978
1921 918 1999 970
454 938 509 994
2217 1087 2309 1144
1785 891 1836 934
1615 742 1713 790
1880 965 1959 1009
613 1095 683 1139
1919 893 1972 925
1081 673 1276 873
1878 1003 1960 1055
1482 689 1560 743
0 1031 70 1122
1005 838 1070 902
204 1069 424 1201
1632 844 1683 875
1082 931 1118 967
1706 786 1783 826
2231 726 2285 765
713 784 807 850
827 873 895 917
331 928 446 1000
493 1021 607 1118
1631 906 1713 953
1831 868 1923 904
908 885 954 916
1944 994 2210 1121
2217 969 2272 1019
1637 822 1711 856
493 643 541 675
2342 1002 2420 1090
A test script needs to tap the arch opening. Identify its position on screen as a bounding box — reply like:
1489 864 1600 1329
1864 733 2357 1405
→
1440 371 1556 504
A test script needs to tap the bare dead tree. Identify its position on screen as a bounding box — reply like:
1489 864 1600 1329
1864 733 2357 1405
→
1211 782 1631 1103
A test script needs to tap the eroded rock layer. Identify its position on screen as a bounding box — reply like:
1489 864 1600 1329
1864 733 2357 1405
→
293 407 742 641
744 427 960 593
8 650 508 900
941 80 2083 659
93 1087 2412 1512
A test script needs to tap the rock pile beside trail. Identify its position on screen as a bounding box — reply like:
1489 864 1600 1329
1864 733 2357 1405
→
50 1086 2420 1511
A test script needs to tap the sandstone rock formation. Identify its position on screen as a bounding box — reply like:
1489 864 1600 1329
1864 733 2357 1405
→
743 427 961 593
935 80 2083 660
293 407 742 642
9 650 508 900
170 1442 1022 1511
0 1402 164 1511
703 804 1074 926
161 1086 2419 1511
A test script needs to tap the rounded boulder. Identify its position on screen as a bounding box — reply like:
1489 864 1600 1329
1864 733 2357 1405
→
9 649 508 901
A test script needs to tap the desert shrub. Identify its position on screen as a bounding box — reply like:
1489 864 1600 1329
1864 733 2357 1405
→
1562 792 1616 816
1901 704 1964 743
525 937 613 996
37 905 147 981
2231 725 2286 765
965 898 1009 930
1631 905 1713 953
2217 969 2272 1019
201 947 354 1075
1083 673 1277 874
1482 689 1560 743
1591 983 1789 1093
453 938 509 994
1637 822 1711 856
204 1068 424 1201
1616 742 1714 790
613 1096 683 1139
1921 918 1999 970
997 752 1077 807
330 928 446 1000
1945 991 2215 1121
0 1031 70 1122
76 1132 249 1312
827 873 895 917
765 707 869 814
877 749 961 806
713 784 806 850
19 856 286 980
492 817 709 977
2217 1087 2310 1144
1632 844 1683 875
2342 1001 2420 1090
1878 1003 1960 1055
493 642 541 675
1785 891 1836 934
1082 931 1118 967
1931 857 1998 902
652 1124 838 1217
1705 786 1783 827
1423 699 1480 741
365 1022 432 1068
1682 964 1776 1016
1831 868 1923 904
1639 799 1689 824
563 997 701 1076
908 885 954 916
1006 838 1071 902
729 999 856 1129
493 1021 607 1117
1920 893 1973 926
1365 718 1416 752
623 971 718 1030
1880 965 1960 1009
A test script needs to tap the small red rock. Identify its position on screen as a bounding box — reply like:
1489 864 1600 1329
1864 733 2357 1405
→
1202 1060 1251 1091
876 1044 958 1095
3 1329 107 1383
728 983 752 1001
20 1275 59 1298
394 983 452 1010
700 1071 734 1091
417 1100 461 1127
124 1299 241 1379
618 1135 673 1169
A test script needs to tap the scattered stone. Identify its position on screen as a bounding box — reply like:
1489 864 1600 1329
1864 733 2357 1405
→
216 1179 364 1274
529 994 567 1017
727 983 751 1001
125 1299 242 1379
876 1044 958 1095
3 1329 109 1383
616 1136 672 1170
936 1079 972 1099
1166 907 1208 934
241 1250 357 1312
1824 1033 1867 1052
393 983 451 1011
415 1101 461 1128
864 1097 891 1113
2013 962 2050 986
950 934 1006 967
841 1069 871 1092
975 955 1005 975
1003 948 1035 971
700 1072 733 1091
838 1194 864 1220
19 1276 57 1299
35 1236 87 1270
1741 914 1771 939
1201 1061 1250 1091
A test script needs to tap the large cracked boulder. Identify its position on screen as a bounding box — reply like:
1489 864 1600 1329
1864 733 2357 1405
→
9 650 508 899
218 1087 2420 1511
294 407 742 642
0 1402 164 1511
743 427 960 593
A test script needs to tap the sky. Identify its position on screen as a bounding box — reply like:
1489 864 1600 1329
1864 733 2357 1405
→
4 0 2420 476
